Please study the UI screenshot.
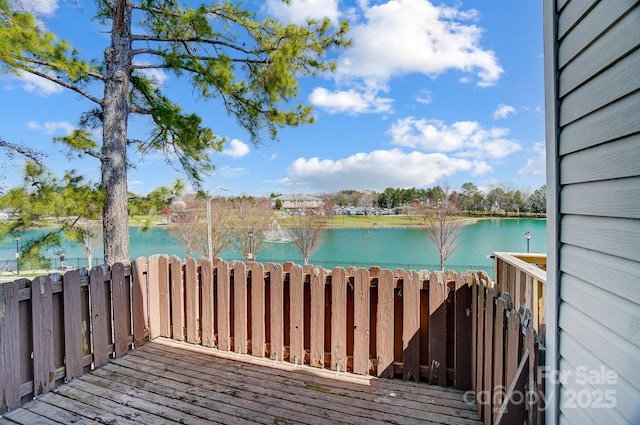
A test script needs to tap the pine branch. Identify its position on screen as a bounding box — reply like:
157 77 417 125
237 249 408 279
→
20 66 103 105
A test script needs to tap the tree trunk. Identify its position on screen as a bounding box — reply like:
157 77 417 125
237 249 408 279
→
101 0 132 265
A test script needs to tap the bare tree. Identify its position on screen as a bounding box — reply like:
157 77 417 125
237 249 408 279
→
423 186 463 271
195 197 236 260
288 210 328 265
233 198 273 262
70 219 103 268
169 199 204 257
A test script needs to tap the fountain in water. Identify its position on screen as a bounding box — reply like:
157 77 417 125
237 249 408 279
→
264 220 293 243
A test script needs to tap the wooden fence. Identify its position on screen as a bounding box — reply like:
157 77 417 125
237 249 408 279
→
493 252 546 334
1 255 545 424
142 255 488 388
0 263 146 414
471 278 546 425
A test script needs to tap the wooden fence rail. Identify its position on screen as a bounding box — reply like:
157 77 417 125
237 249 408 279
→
493 252 546 334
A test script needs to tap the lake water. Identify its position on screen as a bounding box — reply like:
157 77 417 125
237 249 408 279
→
1 218 546 276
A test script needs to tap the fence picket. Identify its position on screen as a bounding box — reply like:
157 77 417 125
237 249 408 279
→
402 270 420 382
32 275 55 395
251 261 265 357
454 272 472 389
170 256 184 341
428 271 446 385
309 266 325 368
112 262 131 357
185 257 198 344
200 258 215 348
483 286 496 424
0 280 20 412
376 269 394 378
233 261 248 354
215 258 231 351
289 264 304 365
267 263 284 360
148 255 161 339
158 255 171 338
330 267 347 372
132 257 148 347
353 268 370 375
63 269 84 380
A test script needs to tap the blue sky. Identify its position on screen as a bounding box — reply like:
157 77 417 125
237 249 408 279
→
1 0 545 197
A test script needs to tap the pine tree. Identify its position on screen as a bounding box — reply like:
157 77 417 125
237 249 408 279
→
1 0 349 263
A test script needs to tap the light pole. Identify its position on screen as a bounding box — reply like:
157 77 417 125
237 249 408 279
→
248 230 254 262
525 231 532 253
14 235 20 275
206 186 230 262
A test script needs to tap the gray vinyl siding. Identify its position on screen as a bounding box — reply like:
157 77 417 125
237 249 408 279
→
546 0 640 424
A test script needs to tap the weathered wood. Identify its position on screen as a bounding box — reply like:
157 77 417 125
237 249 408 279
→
32 275 55 395
131 257 148 346
376 269 394 378
483 287 496 424
428 271 446 385
250 261 265 357
454 272 472 390
268 263 284 360
475 276 486 416
233 261 248 354
90 266 110 368
310 266 325 368
289 264 304 365
403 270 420 382
331 267 348 372
525 327 539 425
353 268 370 375
112 262 131 357
470 273 478 393
0 280 21 413
492 297 506 424
170 256 184 342
147 255 161 340
495 348 529 425
67 338 479 424
199 258 214 348
63 269 84 380
184 256 198 344
505 309 522 387
157 255 171 338
215 258 231 351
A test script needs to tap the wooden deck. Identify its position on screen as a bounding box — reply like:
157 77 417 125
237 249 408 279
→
1 338 482 425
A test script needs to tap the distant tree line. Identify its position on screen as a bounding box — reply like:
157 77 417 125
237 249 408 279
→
318 183 546 216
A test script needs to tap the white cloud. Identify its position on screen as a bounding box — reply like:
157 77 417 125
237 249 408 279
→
287 149 478 192
27 120 74 135
337 0 503 87
493 104 516 120
518 142 546 177
221 139 250 159
415 90 432 105
10 0 58 15
309 87 392 114
389 117 521 159
218 165 249 178
264 0 341 24
19 72 63 96
139 68 168 88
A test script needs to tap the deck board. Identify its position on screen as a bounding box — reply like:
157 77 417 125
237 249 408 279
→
2 338 482 425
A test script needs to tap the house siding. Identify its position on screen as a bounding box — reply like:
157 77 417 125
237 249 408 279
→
545 0 640 424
